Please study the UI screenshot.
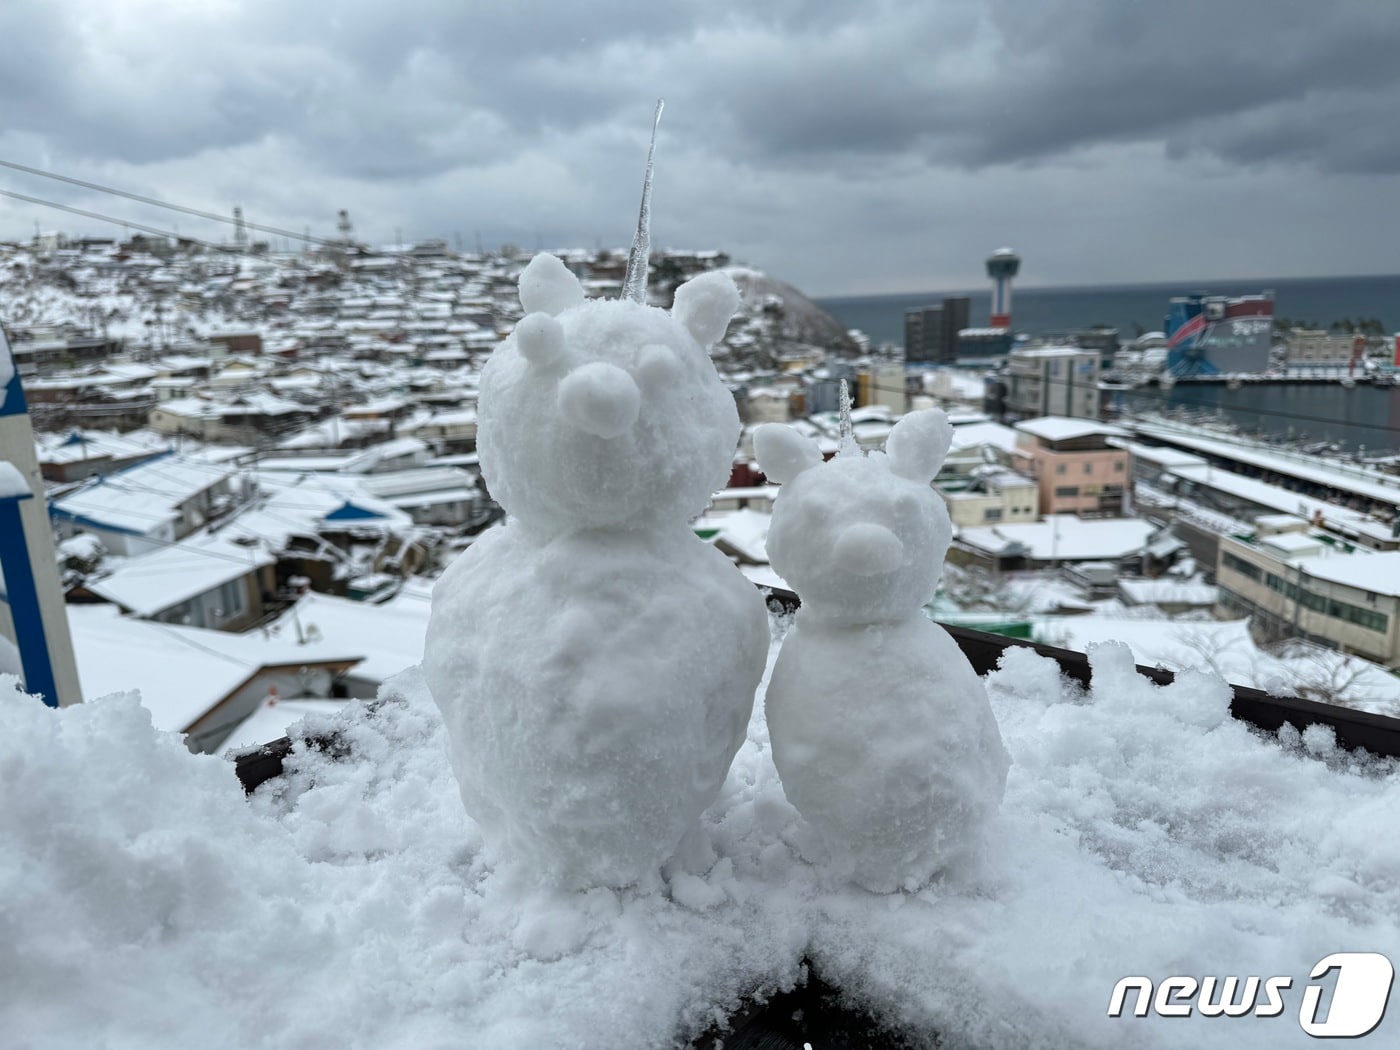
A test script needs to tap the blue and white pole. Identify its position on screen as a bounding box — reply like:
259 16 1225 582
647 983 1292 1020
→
0 322 82 706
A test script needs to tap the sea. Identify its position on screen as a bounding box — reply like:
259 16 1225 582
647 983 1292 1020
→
817 273 1400 455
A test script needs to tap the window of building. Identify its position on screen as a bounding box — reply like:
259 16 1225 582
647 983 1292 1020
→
1114 461 1125 472
1054 486 1079 498
984 508 1003 522
1056 464 1066 475
1222 551 1263 582
1083 463 1092 474
215 578 247 625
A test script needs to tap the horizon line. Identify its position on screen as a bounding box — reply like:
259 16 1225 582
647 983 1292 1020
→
814 271 1400 302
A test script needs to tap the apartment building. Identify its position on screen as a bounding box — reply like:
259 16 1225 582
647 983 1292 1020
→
1011 417 1129 517
1216 527 1400 666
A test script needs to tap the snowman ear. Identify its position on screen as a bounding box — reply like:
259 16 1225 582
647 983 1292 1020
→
672 270 739 348
754 423 822 484
515 313 569 370
885 408 953 483
519 253 585 316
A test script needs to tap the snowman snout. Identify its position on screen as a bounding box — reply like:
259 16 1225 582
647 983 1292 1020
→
832 522 904 576
557 362 642 439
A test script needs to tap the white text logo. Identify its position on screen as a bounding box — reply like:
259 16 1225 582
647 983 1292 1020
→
1108 952 1393 1038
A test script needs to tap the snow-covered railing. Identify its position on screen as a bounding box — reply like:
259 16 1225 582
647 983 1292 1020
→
235 584 1400 799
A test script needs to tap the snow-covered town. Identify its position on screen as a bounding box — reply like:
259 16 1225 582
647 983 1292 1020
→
5 233 1400 757
5 5 1400 1042
4 231 1398 1050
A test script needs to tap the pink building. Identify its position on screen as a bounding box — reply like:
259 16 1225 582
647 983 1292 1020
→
1011 417 1129 517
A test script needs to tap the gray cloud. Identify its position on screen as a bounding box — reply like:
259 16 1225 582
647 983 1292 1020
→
2 1 1399 293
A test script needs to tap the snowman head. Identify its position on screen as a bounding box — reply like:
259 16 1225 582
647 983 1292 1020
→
478 253 741 536
754 409 954 624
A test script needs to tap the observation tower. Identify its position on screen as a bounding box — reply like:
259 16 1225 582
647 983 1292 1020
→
986 248 1020 329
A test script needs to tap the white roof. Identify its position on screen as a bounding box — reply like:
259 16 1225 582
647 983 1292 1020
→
341 437 428 472
1012 345 1093 358
948 421 1019 455
1115 441 1206 469
67 605 359 732
69 606 255 729
1260 532 1325 555
265 590 431 684
1117 578 1218 606
699 508 771 564
36 429 171 467
1014 417 1127 443
85 536 275 616
1133 422 1400 510
51 454 234 534
357 466 475 499
1295 550 1400 597
224 473 415 550
416 409 477 428
1163 461 1395 544
958 515 1155 561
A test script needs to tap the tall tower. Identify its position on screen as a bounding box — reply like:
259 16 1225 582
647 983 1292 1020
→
233 206 248 251
337 209 354 248
986 247 1020 329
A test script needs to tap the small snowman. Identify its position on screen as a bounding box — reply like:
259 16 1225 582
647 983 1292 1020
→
422 251 769 890
753 396 1010 892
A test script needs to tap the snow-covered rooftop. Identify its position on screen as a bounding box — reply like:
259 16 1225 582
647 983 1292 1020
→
84 536 275 617
948 420 1020 456
1015 416 1127 443
958 515 1155 561
1296 549 1400 596
1116 577 1218 606
50 454 234 534
66 604 357 731
1133 421 1400 509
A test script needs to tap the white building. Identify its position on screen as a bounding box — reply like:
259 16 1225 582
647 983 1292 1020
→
1003 347 1101 420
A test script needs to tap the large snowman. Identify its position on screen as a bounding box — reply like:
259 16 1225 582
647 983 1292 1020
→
423 253 769 890
754 404 1011 892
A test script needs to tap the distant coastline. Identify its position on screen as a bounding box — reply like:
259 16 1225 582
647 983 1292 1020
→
817 273 1400 348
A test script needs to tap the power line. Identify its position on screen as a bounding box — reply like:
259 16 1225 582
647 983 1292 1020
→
0 156 344 248
0 186 250 256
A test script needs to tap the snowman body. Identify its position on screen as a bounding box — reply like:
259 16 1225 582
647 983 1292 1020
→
754 413 1011 892
423 255 769 889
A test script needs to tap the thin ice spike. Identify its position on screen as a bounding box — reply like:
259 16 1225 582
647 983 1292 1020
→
622 98 664 304
838 379 859 456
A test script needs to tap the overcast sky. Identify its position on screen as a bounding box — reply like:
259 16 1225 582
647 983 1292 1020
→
2 0 1399 296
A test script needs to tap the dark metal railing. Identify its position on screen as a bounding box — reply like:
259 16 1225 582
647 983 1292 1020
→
234 585 1400 795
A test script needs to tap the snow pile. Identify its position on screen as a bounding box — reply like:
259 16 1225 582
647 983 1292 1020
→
424 254 769 889
2 629 1399 1047
1041 615 1400 718
755 408 1009 891
0 459 30 500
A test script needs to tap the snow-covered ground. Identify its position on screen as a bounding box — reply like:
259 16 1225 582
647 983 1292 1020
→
4 615 1397 1049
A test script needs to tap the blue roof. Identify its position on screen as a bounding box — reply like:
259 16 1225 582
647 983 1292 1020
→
323 501 388 522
